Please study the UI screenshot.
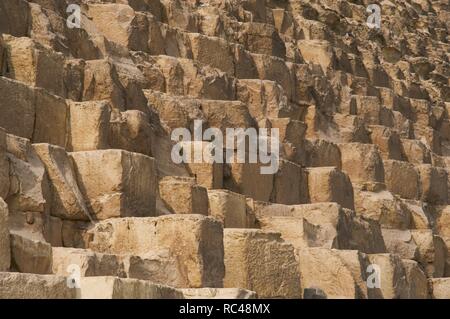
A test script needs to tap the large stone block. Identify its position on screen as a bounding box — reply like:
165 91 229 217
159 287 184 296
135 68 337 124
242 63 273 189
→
354 188 412 229
88 215 224 288
367 254 408 299
188 33 234 75
411 230 447 278
159 176 208 215
79 277 182 299
10 232 52 274
6 136 48 214
417 164 448 204
33 88 68 148
338 143 385 184
298 248 375 299
253 202 386 254
109 110 153 156
70 150 157 219
429 278 450 299
381 229 418 260
306 167 354 210
181 141 223 189
85 4 149 52
52 247 125 278
402 260 429 299
0 199 10 271
180 288 257 299
207 190 247 228
33 144 91 221
68 101 111 152
225 161 274 202
271 160 308 205
2 35 65 97
223 229 301 298
383 160 420 199
0 77 35 139
0 273 76 299
0 128 9 199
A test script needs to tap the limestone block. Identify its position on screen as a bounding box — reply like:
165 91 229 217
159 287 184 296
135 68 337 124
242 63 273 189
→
338 143 385 184
306 167 354 210
0 199 10 271
79 277 182 299
429 278 450 299
383 160 420 199
417 164 448 204
159 176 208 215
402 259 429 299
223 229 301 298
33 143 90 221
52 247 125 278
0 273 76 299
70 150 157 219
367 254 408 299
207 190 247 228
68 100 111 152
411 230 447 278
88 215 224 288
10 232 52 274
180 288 257 299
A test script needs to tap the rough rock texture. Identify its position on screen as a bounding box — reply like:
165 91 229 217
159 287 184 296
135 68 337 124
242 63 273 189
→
0 0 449 299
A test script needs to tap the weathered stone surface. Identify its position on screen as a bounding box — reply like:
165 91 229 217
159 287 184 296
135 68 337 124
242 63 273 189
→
71 150 157 219
338 143 385 184
0 0 449 300
403 260 429 299
417 164 448 204
180 288 257 299
383 160 420 200
0 199 10 271
10 232 52 274
88 215 224 288
298 248 367 299
79 276 183 299
68 100 111 152
0 128 10 199
367 254 408 299
0 272 76 299
429 278 450 299
354 188 412 229
253 201 386 254
159 176 208 215
207 190 247 228
52 247 125 278
33 143 91 221
306 167 354 210
223 229 301 298
0 77 35 140
410 230 447 278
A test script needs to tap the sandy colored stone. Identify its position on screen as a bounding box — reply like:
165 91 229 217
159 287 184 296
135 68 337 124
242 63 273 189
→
70 150 157 219
10 231 52 274
88 215 224 288
180 288 257 299
367 254 408 299
79 276 182 299
68 100 111 152
207 189 247 228
306 166 354 210
223 228 301 298
0 198 10 271
52 247 125 278
0 272 76 299
33 143 91 221
159 176 208 215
